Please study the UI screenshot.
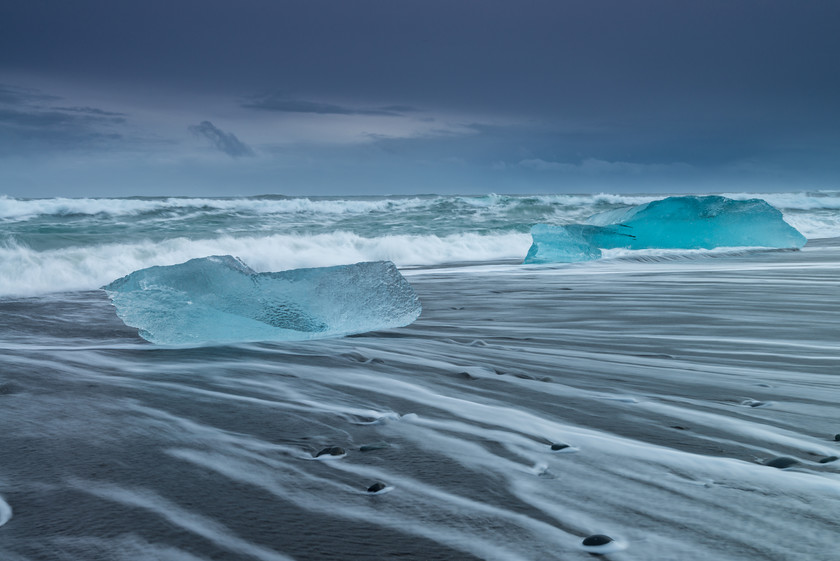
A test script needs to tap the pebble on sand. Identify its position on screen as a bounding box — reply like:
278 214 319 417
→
764 456 799 469
582 534 614 547
367 482 387 493
315 446 346 458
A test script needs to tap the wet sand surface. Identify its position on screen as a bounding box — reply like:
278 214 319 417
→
1 243 839 560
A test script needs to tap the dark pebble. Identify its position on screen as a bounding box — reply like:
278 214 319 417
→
550 443 569 451
582 534 613 547
315 446 345 458
0 383 21 395
834 434 840 442
764 456 799 469
818 456 839 464
367 482 387 493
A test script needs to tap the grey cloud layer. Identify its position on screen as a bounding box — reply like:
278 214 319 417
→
4 1 837 118
1 1 839 195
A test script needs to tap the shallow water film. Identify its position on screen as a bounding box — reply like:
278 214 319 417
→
1 240 839 560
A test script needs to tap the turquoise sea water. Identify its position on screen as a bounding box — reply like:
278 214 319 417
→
1 191 839 296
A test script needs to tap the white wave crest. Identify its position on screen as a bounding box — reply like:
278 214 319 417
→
781 214 840 239
0 196 438 221
0 231 532 297
720 191 840 210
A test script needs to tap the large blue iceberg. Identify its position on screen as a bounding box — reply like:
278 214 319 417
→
103 256 421 345
524 195 807 264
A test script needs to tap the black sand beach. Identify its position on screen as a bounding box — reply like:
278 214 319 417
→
1 241 838 560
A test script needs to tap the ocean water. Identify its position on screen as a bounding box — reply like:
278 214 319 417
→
1 192 839 560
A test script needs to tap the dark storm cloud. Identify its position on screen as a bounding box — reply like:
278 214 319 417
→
0 84 61 106
0 87 127 153
0 108 124 151
0 107 126 127
0 108 84 128
188 121 254 158
242 93 410 116
3 1 838 117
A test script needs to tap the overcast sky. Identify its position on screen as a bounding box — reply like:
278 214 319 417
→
1 0 839 197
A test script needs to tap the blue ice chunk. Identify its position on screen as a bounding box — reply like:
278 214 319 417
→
524 196 807 264
523 224 605 263
103 256 421 345
585 196 807 249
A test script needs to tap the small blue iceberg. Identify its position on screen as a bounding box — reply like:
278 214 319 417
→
524 195 807 264
103 256 421 345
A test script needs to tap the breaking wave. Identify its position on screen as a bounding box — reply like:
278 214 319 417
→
1 192 838 297
3 191 839 221
0 231 532 297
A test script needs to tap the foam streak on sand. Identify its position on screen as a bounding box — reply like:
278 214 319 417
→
70 481 295 561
